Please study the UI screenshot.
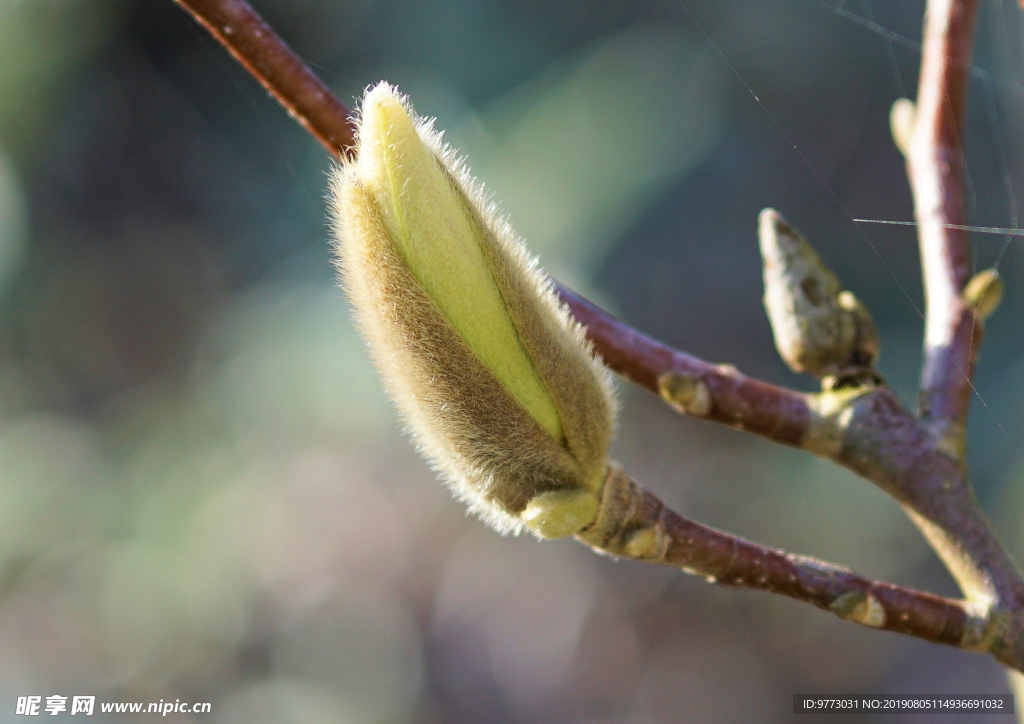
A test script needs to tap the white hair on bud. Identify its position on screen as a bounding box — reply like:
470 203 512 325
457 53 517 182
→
330 83 617 535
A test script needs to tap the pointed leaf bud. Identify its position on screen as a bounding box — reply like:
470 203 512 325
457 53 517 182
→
759 209 879 379
331 83 616 537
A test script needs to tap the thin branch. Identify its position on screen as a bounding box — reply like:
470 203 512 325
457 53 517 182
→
829 387 1024 623
580 467 979 653
173 0 355 158
557 288 811 446
557 286 815 447
908 0 981 444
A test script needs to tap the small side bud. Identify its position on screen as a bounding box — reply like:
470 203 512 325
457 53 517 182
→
331 83 617 537
522 489 600 539
890 98 916 157
576 466 668 561
829 590 886 628
657 372 711 417
759 209 878 380
963 269 1003 320
624 526 665 559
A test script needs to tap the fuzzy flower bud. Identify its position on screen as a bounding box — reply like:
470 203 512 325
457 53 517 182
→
330 83 616 537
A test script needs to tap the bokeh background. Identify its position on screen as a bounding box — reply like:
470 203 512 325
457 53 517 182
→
1 0 1024 721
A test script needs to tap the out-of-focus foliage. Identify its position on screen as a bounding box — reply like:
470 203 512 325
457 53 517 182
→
0 0 121 151
0 0 1023 722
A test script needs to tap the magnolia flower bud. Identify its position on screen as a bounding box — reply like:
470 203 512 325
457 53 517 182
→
331 83 616 537
759 209 879 379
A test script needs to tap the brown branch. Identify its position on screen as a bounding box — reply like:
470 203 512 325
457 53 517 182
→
908 0 981 446
557 285 814 448
170 0 1024 671
173 0 355 158
828 387 1024 629
564 293 1024 659
580 467 979 655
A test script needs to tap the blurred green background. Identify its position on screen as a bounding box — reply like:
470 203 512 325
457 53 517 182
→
1 0 1024 721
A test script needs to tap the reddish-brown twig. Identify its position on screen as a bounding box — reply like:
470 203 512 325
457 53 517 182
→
579 467 974 649
908 0 980 443
557 285 814 447
174 0 355 158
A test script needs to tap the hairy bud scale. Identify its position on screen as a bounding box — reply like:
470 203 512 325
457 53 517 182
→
331 83 616 536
